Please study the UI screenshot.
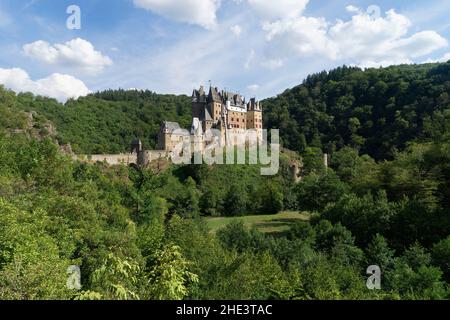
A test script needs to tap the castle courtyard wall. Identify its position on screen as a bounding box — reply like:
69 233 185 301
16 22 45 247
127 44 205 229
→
77 154 138 166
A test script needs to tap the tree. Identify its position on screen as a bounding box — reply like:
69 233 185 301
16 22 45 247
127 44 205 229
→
366 234 395 272
224 184 248 216
77 253 141 300
260 182 284 214
217 221 267 253
0 202 72 300
323 191 398 247
136 194 168 260
432 236 450 282
295 172 350 212
146 245 198 300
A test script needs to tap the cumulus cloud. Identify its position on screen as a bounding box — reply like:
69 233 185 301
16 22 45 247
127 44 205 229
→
0 68 90 102
263 16 337 59
248 0 309 20
247 84 259 91
261 7 448 68
23 38 112 75
133 0 221 29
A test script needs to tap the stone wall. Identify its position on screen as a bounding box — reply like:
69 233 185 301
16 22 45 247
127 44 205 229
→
76 153 138 166
140 150 170 166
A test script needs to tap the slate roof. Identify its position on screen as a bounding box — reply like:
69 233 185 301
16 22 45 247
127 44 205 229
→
162 121 181 133
208 87 222 103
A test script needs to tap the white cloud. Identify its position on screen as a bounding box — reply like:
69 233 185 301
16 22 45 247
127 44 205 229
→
0 68 90 102
230 24 242 36
261 7 448 68
247 84 259 91
248 0 309 20
263 16 337 59
346 5 360 13
133 0 221 30
23 38 112 75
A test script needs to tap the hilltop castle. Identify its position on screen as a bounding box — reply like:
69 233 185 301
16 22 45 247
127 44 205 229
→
158 86 263 152
78 86 264 167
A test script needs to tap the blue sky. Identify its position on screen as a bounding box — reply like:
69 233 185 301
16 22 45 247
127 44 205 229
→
1 0 450 101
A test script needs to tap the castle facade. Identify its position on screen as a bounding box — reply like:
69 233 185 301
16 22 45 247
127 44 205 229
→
158 86 263 152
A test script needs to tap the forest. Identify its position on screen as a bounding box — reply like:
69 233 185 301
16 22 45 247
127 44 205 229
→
0 62 449 300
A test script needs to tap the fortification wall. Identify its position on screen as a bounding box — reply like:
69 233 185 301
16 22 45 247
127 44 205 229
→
140 150 170 166
77 153 138 166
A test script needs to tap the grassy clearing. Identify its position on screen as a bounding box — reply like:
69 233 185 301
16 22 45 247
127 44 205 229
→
206 211 310 236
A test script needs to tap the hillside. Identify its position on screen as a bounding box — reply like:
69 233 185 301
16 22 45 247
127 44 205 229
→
0 88 191 154
263 63 450 160
2 63 450 159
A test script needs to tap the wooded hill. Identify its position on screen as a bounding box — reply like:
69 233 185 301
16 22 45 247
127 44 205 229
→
263 63 450 160
2 62 450 158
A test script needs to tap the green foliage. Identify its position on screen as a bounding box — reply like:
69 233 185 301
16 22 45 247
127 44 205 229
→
432 236 450 282
0 87 191 154
323 191 398 247
263 63 450 160
79 253 141 300
217 221 267 253
146 245 199 300
366 234 396 272
0 200 72 300
295 171 350 212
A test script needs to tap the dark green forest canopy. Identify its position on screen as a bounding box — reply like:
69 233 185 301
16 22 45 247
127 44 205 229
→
3 88 192 154
263 63 450 160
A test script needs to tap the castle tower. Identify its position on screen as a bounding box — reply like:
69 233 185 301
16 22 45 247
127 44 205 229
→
192 86 207 120
189 85 264 148
246 98 263 142
207 86 223 123
130 139 142 154
289 161 303 183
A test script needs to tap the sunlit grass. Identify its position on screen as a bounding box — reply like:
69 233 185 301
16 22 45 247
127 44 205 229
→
206 211 310 236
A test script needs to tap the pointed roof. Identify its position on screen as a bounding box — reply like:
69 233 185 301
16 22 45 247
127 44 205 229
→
208 86 222 103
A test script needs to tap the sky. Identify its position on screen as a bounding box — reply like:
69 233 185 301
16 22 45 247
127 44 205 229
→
0 0 450 102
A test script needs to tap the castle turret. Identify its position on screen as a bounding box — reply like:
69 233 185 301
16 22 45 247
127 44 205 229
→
246 98 263 142
131 139 142 154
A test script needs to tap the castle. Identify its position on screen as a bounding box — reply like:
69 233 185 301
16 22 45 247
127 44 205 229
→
77 86 264 167
158 86 263 152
